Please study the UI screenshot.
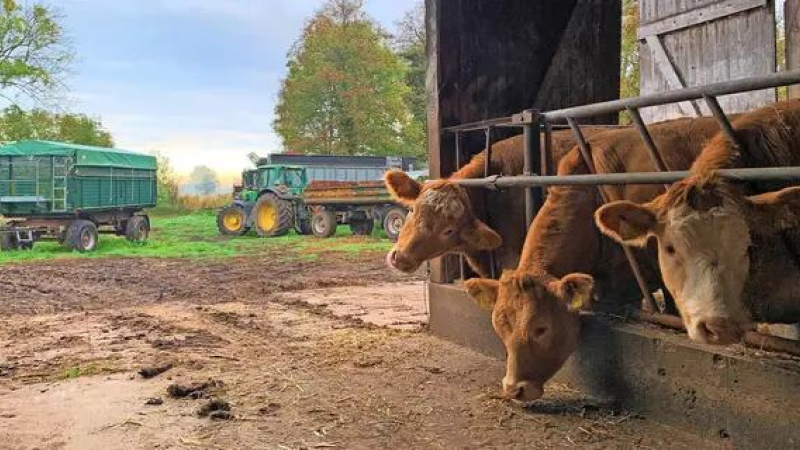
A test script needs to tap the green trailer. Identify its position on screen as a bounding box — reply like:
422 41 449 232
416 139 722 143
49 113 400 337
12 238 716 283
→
0 140 157 252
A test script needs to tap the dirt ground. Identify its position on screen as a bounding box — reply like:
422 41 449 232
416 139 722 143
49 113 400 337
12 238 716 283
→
0 251 718 449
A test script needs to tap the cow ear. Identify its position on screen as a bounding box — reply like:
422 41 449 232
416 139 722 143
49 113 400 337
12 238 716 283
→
465 278 500 310
384 170 421 206
462 220 502 250
557 273 594 312
595 200 659 247
746 186 800 235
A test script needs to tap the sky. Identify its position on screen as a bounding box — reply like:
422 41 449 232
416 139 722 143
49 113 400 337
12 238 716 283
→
57 0 419 177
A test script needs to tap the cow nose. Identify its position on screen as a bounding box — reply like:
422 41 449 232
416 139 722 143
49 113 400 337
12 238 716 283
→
386 250 398 268
696 318 745 345
502 380 543 402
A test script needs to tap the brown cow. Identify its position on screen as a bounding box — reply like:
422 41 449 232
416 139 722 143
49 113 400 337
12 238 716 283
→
597 99 800 345
464 115 727 401
385 129 608 277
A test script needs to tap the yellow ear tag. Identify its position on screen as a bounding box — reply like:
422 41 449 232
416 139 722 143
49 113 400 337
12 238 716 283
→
569 292 586 311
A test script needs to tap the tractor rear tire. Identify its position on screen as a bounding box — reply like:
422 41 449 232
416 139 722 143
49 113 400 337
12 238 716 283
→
311 210 337 238
254 194 293 237
349 219 374 236
64 220 99 253
126 216 151 243
217 205 250 236
0 233 18 251
382 208 407 242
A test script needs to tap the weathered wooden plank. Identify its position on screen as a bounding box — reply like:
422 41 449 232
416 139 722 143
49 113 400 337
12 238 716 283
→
643 35 703 116
789 0 800 99
638 0 766 39
639 0 775 123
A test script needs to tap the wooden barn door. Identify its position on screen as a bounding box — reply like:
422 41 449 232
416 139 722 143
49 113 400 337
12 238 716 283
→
639 0 777 123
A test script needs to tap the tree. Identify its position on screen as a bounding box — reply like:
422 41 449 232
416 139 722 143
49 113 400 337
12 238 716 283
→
188 165 220 196
274 0 413 157
152 151 180 206
394 1 426 161
0 0 73 106
0 105 113 146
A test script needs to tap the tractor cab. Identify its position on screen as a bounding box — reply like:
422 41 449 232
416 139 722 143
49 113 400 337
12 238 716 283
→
255 164 307 197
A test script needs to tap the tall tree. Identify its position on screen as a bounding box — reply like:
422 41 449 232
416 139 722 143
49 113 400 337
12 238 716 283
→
274 0 413 157
394 1 426 161
152 151 180 206
188 165 220 196
0 105 113 146
0 0 73 106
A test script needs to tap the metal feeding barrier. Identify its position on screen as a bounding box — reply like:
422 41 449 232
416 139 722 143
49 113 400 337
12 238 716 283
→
441 69 800 357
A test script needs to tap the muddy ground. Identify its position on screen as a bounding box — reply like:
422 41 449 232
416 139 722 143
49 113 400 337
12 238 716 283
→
0 251 718 449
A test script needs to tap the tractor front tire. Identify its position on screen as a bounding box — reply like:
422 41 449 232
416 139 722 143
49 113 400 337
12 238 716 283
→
349 219 374 236
126 216 151 243
311 210 337 238
64 220 99 253
254 194 293 237
0 233 19 251
217 205 250 236
382 208 407 242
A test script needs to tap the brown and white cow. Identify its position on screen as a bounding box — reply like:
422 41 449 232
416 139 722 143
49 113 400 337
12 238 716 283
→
385 129 607 277
461 115 728 400
597 99 800 345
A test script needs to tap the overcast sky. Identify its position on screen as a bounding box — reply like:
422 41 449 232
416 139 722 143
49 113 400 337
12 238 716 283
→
58 1 419 175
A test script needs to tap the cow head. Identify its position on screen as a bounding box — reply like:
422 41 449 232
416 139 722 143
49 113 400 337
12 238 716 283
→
596 174 800 345
384 171 502 274
465 270 593 401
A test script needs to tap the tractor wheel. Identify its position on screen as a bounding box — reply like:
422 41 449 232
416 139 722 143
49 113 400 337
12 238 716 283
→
296 219 313 236
382 208 407 242
217 205 249 236
349 219 374 236
0 233 19 251
64 220 99 253
254 194 293 237
311 210 337 238
126 216 151 243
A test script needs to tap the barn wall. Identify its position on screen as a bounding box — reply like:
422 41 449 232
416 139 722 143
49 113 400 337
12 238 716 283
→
425 0 622 282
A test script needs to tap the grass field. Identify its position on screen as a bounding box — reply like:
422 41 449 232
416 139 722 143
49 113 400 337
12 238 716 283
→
0 211 394 265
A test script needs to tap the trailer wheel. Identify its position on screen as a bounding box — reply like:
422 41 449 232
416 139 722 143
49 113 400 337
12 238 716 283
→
217 205 249 236
311 210 337 238
296 219 313 236
382 208 407 242
349 219 374 236
0 233 18 251
254 194 293 237
126 216 151 243
65 220 99 253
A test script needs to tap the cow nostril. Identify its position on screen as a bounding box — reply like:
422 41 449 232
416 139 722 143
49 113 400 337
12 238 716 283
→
698 321 717 342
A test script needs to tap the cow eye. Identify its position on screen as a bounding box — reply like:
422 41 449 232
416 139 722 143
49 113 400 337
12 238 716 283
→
532 326 548 339
442 228 456 236
665 244 676 255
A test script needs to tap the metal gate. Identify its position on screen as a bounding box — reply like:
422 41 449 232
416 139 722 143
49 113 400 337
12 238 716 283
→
639 0 776 122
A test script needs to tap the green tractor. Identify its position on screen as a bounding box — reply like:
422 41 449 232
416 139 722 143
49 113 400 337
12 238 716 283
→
217 164 409 240
217 164 310 237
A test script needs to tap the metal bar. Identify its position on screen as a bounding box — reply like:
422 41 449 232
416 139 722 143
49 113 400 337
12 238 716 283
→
540 70 800 122
484 127 497 280
449 166 800 189
630 310 800 357
542 119 553 178
521 110 541 226
441 116 514 133
455 132 466 283
567 117 658 312
703 95 741 151
627 107 671 189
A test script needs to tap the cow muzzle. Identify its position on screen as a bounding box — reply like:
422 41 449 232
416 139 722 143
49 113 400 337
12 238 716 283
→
502 379 544 402
386 249 421 273
690 317 753 345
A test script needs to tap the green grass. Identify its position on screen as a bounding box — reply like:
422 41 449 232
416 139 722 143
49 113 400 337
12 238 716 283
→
0 211 395 265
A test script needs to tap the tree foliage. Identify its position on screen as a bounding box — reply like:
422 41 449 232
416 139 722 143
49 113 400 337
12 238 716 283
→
393 1 426 161
0 0 73 106
152 151 180 206
188 165 220 196
274 0 414 158
0 105 113 146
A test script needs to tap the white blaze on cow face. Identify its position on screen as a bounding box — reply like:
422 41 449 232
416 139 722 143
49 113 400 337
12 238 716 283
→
658 202 754 344
383 171 502 275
